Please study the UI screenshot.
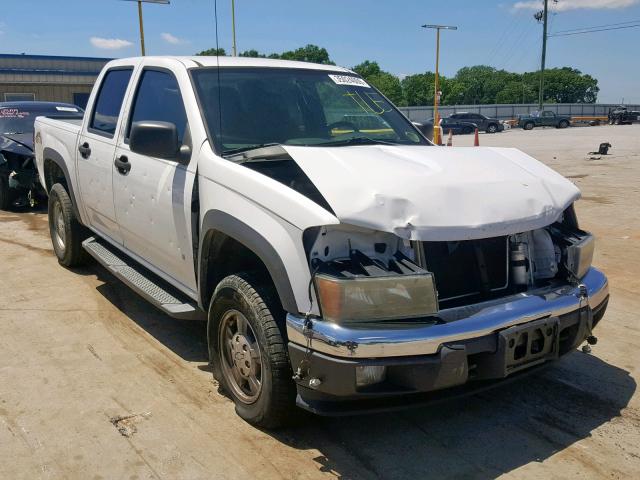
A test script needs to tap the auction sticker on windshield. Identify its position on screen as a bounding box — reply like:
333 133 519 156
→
328 74 370 88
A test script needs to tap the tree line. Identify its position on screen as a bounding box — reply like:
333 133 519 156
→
196 44 599 106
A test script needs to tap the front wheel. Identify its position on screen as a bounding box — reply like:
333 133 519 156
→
208 273 296 428
48 183 87 267
523 122 535 130
486 124 498 134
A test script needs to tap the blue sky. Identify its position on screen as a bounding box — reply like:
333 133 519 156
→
1 0 639 103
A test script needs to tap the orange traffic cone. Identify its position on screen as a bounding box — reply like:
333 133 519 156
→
473 128 480 147
446 129 453 147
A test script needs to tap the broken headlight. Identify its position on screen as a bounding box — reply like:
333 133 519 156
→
549 224 594 280
313 249 438 323
564 232 594 280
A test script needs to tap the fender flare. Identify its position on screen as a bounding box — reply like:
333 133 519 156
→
198 210 298 314
42 147 82 221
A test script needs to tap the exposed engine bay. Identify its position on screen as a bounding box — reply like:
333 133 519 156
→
305 206 594 318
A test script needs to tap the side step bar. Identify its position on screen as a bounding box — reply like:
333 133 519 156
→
82 237 204 320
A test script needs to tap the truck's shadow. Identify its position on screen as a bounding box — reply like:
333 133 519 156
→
90 263 635 480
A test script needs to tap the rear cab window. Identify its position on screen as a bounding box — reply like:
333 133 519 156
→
88 68 133 137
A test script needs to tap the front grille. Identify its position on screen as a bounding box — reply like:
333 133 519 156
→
420 237 509 307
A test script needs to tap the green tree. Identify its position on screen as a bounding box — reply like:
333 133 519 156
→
536 67 599 103
238 49 266 58
278 44 334 64
494 81 537 104
352 61 404 105
352 60 382 79
196 47 226 56
402 73 434 106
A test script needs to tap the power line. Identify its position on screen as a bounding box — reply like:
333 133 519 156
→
552 19 640 35
549 23 640 37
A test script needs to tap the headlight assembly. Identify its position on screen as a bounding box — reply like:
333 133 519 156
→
564 232 594 280
315 272 438 322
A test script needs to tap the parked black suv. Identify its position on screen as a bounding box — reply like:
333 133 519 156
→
449 112 504 133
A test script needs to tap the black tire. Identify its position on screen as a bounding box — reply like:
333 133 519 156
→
48 183 87 267
462 126 472 135
0 174 12 210
608 118 614 125
486 123 498 134
208 272 296 428
523 122 535 130
614 118 621 125
558 120 569 129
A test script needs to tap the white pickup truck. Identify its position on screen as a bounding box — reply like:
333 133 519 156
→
35 56 609 427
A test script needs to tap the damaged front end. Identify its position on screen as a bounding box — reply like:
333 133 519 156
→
287 206 608 415
0 136 42 209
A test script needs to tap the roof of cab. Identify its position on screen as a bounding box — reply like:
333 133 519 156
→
104 56 354 73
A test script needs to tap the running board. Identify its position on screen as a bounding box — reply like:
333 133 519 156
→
82 237 204 320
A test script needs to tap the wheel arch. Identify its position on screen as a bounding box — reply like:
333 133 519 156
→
42 147 82 222
198 210 298 314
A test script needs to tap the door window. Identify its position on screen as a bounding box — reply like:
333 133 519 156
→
126 69 187 144
89 68 133 137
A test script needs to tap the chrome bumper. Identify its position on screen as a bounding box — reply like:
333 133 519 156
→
287 267 608 359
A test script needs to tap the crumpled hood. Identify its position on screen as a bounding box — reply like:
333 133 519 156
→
282 145 580 241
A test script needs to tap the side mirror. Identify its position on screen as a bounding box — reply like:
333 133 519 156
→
130 121 179 159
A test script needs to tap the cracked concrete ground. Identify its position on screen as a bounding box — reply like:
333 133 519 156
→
0 124 639 479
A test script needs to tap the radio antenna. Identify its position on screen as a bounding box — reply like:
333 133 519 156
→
214 0 222 146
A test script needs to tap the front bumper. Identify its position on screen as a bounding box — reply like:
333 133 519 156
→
286 267 608 414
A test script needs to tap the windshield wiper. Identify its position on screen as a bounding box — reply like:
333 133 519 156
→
222 143 281 157
317 137 400 147
2 131 26 135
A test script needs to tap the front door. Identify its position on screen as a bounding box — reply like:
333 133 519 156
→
76 67 133 245
112 68 197 292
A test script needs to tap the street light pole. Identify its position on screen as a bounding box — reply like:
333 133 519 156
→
422 24 457 145
231 0 237 56
121 0 170 56
137 0 146 56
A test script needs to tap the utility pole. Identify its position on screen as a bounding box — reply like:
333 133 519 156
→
231 0 237 56
537 0 549 110
422 24 457 145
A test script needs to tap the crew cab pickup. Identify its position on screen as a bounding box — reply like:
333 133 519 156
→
35 57 609 427
518 110 571 130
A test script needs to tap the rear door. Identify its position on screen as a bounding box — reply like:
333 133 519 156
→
77 67 134 244
112 67 197 292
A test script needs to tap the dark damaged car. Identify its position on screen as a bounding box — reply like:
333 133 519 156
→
0 102 83 209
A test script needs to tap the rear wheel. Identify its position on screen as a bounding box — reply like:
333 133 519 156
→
614 118 621 125
48 183 87 267
558 120 569 129
524 122 535 130
208 273 296 428
462 126 472 135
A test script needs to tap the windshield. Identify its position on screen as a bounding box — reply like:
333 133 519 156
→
0 106 82 134
191 67 428 155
